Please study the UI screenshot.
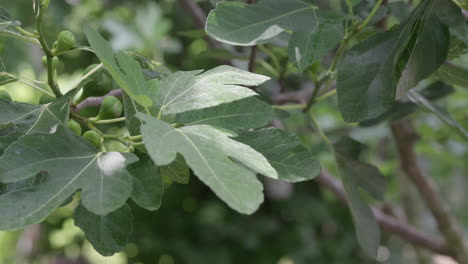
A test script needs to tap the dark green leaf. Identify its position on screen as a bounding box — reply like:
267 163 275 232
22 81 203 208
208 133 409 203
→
74 203 133 256
160 154 190 184
174 97 273 131
206 0 319 46
0 127 138 230
129 154 163 211
236 128 321 182
432 63 468 89
333 137 386 258
288 14 344 71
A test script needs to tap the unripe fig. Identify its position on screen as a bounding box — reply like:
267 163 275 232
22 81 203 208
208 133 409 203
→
0 90 12 101
83 130 101 148
95 96 123 120
39 94 55 104
67 120 82 136
41 56 59 70
55 31 76 53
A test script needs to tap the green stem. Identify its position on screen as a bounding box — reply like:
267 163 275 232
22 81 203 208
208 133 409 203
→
0 30 40 45
93 117 126 124
54 46 95 56
14 26 38 38
308 111 332 147
127 135 143 141
273 104 307 110
359 0 384 30
35 3 62 98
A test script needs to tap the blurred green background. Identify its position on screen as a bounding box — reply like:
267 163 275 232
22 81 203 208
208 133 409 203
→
0 0 467 263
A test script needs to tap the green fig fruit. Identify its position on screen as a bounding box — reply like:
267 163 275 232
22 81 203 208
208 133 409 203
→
41 56 59 70
83 130 101 148
94 96 123 120
55 31 76 53
67 120 82 136
0 90 12 101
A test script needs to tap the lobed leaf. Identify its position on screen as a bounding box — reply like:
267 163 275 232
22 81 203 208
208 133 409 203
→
0 127 138 230
137 113 279 214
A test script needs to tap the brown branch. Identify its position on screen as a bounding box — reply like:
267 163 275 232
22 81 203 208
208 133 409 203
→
178 0 221 49
247 45 257 73
74 89 123 112
315 171 452 257
391 120 468 263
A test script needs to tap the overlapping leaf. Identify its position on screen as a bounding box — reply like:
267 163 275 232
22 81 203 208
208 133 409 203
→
0 97 70 154
0 8 21 31
235 128 321 182
288 13 344 71
407 90 468 140
333 137 386 258
129 154 164 211
84 25 156 107
154 66 268 117
160 154 190 184
74 202 133 256
206 0 319 46
337 0 456 122
138 114 278 214
174 97 273 131
0 127 138 230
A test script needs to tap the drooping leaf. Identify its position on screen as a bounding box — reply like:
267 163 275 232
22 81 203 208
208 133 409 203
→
337 0 452 122
154 66 268 117
333 137 386 258
137 113 279 214
236 128 321 182
288 13 344 71
74 202 133 256
432 63 468 89
0 8 21 31
0 127 138 230
160 154 190 184
83 24 155 107
337 28 403 122
396 10 449 98
407 90 468 140
174 97 273 131
129 154 164 211
206 0 318 46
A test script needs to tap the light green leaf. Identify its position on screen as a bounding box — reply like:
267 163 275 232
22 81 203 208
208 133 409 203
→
74 202 133 256
154 65 268 116
174 97 273 131
160 154 190 184
407 90 468 140
0 8 21 31
235 128 321 182
137 114 279 214
0 127 138 230
288 14 344 71
129 154 164 211
83 25 154 107
206 0 318 46
333 137 386 258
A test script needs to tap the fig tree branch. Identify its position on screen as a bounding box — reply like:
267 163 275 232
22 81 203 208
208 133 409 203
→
391 120 468 264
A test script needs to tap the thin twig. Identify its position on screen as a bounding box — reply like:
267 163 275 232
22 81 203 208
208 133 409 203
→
391 120 468 263
178 0 221 49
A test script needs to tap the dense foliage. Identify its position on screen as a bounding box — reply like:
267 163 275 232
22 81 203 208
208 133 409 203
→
0 0 467 263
